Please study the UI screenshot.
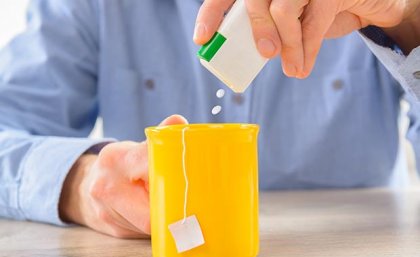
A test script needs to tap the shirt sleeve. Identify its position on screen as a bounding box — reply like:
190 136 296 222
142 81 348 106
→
0 0 111 225
1 132 110 225
359 26 420 100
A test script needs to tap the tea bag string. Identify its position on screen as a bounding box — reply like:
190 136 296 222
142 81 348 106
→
181 127 189 224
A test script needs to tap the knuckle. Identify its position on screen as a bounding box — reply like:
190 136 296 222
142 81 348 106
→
95 156 112 171
97 142 128 169
99 142 126 158
97 143 115 158
281 44 297 53
89 177 108 200
97 145 117 168
248 11 271 27
89 184 101 201
269 2 292 18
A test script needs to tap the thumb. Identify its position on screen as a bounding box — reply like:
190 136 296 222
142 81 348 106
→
194 0 235 45
126 115 188 182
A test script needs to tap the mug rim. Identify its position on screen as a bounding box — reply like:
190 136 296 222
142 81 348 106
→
145 123 259 134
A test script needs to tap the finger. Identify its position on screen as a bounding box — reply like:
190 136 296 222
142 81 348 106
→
245 0 281 58
103 221 149 239
92 206 148 238
122 115 188 182
194 0 235 45
103 223 146 239
269 0 308 76
107 205 145 234
158 114 189 126
299 0 338 78
108 183 151 234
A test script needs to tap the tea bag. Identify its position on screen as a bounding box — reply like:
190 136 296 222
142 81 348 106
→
168 127 205 253
168 215 205 253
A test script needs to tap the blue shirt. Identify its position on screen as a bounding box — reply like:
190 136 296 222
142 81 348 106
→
0 0 419 225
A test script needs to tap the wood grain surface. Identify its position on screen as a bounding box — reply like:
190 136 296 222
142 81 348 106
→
1 189 420 257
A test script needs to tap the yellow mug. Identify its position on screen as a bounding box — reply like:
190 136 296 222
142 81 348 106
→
145 124 259 257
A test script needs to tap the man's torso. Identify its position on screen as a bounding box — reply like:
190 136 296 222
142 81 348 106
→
95 0 403 189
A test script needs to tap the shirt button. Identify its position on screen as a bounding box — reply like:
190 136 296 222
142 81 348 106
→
413 71 420 80
332 79 344 90
145 79 155 90
232 94 244 105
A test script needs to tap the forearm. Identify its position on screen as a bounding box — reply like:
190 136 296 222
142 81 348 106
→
383 2 420 55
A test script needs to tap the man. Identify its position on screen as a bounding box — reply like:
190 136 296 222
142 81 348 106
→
0 0 419 238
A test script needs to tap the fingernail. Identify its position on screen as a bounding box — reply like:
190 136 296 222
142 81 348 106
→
257 38 277 57
296 71 308 79
193 23 207 42
283 63 297 77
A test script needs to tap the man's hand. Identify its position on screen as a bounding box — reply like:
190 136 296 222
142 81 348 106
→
194 0 419 78
59 115 188 238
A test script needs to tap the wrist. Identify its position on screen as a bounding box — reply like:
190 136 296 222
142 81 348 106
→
59 154 97 224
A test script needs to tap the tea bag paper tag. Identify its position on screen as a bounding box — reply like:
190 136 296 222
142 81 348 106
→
168 215 205 253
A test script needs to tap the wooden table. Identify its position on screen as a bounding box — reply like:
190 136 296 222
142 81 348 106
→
2 189 420 257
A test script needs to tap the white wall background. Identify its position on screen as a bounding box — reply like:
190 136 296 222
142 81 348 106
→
0 0 28 48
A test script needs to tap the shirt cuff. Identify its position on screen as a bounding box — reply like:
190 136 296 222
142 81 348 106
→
359 29 420 100
360 26 401 52
18 137 113 226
